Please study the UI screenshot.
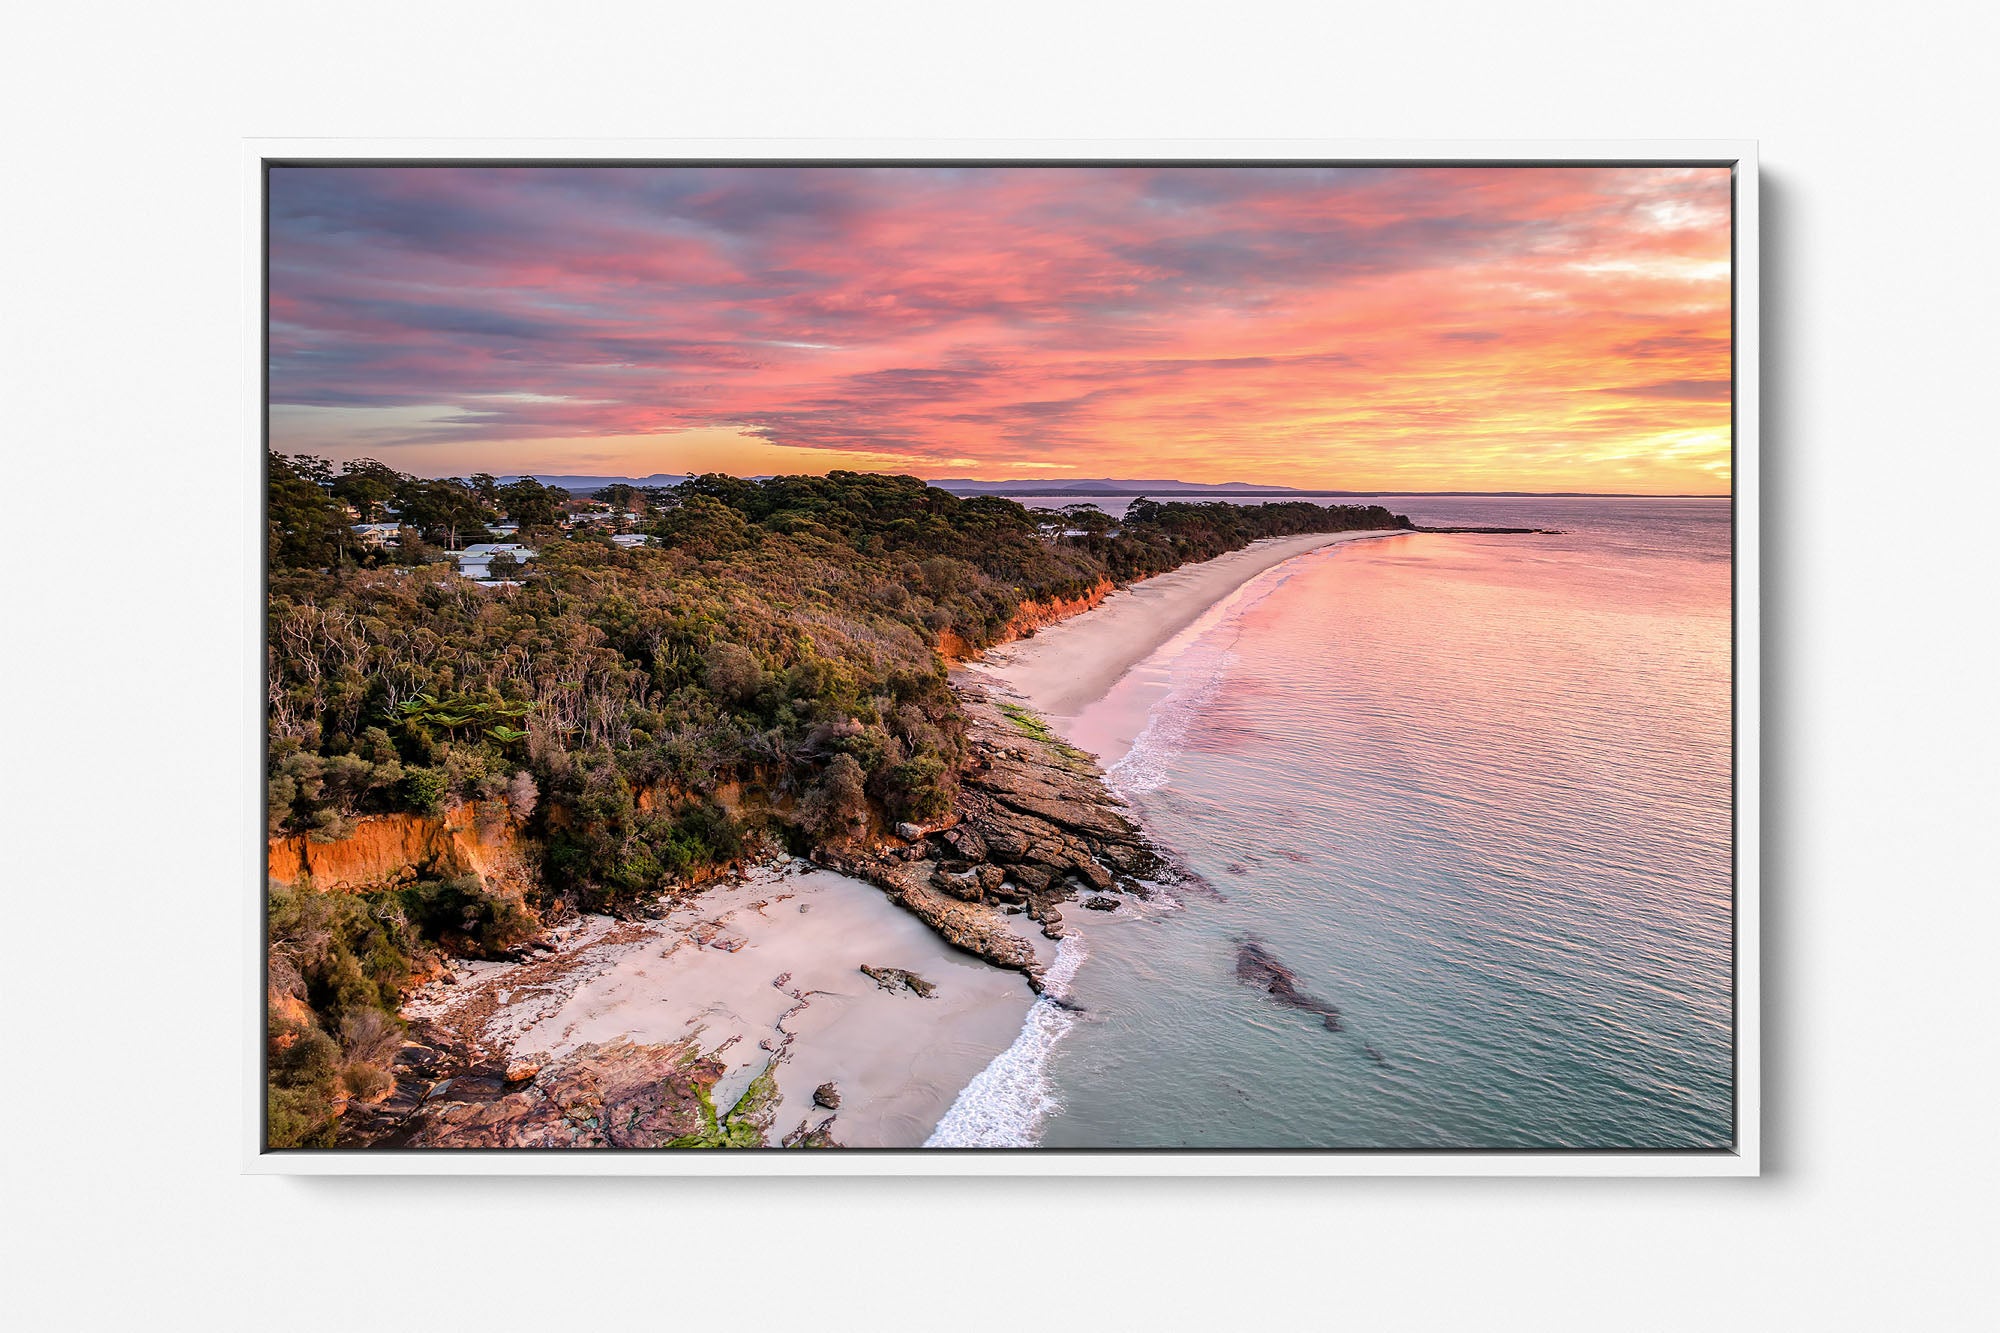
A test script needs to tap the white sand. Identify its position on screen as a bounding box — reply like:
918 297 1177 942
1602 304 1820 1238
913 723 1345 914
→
971 529 1405 721
405 864 1042 1148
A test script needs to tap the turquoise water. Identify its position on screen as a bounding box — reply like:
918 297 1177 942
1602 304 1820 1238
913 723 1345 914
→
938 497 1734 1150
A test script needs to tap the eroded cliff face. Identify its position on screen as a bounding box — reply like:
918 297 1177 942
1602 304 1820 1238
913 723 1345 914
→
267 804 537 894
634 777 777 819
938 579 1115 663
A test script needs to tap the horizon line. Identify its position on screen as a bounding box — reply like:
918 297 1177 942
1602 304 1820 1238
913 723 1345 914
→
459 469 1730 500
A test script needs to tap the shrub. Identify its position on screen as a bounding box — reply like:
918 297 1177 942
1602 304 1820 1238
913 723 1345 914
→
800 754 869 841
703 643 763 705
266 1012 342 1148
267 774 297 834
506 769 538 821
340 1007 403 1066
339 1060 395 1103
267 1082 340 1149
401 874 539 957
675 802 743 865
400 766 449 814
887 751 953 822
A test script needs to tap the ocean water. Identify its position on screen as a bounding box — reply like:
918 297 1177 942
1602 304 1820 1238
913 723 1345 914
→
936 496 1735 1150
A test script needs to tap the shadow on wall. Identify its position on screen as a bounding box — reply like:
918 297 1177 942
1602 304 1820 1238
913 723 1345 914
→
1755 165 1795 1180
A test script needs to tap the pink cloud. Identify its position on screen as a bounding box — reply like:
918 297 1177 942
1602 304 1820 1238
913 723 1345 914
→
268 164 1732 490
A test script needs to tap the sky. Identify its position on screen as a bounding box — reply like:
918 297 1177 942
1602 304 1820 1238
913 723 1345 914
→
267 164 1732 493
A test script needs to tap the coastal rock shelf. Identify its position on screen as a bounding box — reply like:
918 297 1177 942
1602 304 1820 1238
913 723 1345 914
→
820 681 1163 988
407 1037 729 1149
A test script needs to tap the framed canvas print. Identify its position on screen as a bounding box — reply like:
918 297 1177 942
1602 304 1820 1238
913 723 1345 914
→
248 140 1757 1175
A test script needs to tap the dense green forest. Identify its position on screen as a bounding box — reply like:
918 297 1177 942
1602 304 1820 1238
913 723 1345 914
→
264 453 1410 1144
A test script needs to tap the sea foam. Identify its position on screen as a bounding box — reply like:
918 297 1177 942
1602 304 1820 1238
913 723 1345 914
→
1107 558 1304 797
924 935 1088 1148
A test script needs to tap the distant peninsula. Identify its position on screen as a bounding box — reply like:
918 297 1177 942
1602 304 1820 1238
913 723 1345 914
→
493 472 1722 500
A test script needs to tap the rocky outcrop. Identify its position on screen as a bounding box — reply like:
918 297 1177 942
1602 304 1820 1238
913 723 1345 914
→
781 1116 843 1148
406 1037 725 1148
860 965 937 997
1234 939 1343 1033
932 860 985 901
267 804 537 895
866 855 1043 979
949 684 1159 891
817 679 1164 984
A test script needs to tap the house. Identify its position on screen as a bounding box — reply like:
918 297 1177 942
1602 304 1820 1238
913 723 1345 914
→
610 533 651 549
351 522 402 548
455 542 536 582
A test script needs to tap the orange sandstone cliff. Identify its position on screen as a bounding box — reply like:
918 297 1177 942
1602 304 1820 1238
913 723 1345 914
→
939 578 1114 663
267 804 537 894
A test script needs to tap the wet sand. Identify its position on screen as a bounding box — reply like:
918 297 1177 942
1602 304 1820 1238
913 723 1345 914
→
970 529 1405 722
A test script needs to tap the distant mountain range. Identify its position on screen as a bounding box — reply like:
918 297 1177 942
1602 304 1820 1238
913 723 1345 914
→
926 478 1307 496
498 473 1317 497
492 472 1720 500
923 479 1720 498
496 473 690 491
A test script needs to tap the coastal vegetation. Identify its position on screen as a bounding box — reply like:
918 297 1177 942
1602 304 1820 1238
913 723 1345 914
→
264 452 1409 1144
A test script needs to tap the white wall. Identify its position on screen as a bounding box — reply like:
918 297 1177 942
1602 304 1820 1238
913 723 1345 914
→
7 2 1995 1329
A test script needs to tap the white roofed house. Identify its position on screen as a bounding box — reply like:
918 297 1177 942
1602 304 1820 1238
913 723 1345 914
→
610 533 651 549
351 522 402 548
455 542 536 584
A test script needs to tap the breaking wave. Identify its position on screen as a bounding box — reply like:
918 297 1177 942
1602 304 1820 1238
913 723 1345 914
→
1106 642 1235 796
923 935 1088 1148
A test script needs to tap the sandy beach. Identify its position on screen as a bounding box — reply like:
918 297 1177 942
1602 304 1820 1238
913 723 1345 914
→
403 863 1047 1147
970 529 1406 722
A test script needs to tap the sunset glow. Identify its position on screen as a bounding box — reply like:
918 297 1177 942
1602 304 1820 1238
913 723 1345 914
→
268 165 1732 492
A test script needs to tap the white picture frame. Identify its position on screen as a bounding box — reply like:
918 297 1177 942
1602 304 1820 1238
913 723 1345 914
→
245 138 1758 1176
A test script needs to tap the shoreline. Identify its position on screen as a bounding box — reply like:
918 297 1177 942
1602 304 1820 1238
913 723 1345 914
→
921 528 1414 1145
968 528 1409 723
350 530 1416 1149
